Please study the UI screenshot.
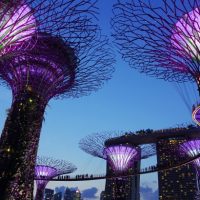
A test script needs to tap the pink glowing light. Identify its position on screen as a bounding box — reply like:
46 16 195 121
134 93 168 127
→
171 8 200 60
35 165 57 186
0 3 36 54
103 145 139 172
192 105 200 126
180 140 200 167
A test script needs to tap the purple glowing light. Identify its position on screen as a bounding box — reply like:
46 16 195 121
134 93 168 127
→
103 145 139 172
35 165 57 186
0 32 77 101
192 106 200 126
180 140 200 167
171 8 200 60
0 3 36 54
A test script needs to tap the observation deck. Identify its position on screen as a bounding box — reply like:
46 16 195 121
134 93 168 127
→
105 126 200 146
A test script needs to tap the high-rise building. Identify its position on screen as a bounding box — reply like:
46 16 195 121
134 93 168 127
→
74 189 81 200
104 160 140 200
54 192 62 200
64 188 73 200
100 191 106 200
64 188 81 200
44 188 54 200
157 138 198 200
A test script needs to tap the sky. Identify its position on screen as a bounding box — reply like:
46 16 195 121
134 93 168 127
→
0 0 197 199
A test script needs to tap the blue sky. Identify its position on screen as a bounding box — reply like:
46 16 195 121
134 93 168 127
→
0 0 197 199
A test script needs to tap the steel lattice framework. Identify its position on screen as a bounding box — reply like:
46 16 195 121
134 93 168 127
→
0 1 115 199
35 157 76 200
0 0 35 55
0 0 99 57
112 0 200 85
79 131 156 161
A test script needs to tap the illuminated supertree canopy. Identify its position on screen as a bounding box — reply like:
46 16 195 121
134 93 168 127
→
79 131 156 163
193 106 200 126
0 0 100 56
112 0 200 125
0 1 115 199
0 32 114 100
0 32 77 100
103 145 139 172
112 0 200 83
171 7 200 61
0 0 36 55
35 157 77 200
180 139 200 167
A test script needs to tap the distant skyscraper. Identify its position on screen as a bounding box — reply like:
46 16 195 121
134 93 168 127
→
64 188 81 200
100 191 106 200
54 192 62 200
64 188 73 200
74 190 81 200
44 188 54 200
157 138 197 200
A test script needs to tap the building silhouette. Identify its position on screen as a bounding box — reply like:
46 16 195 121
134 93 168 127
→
44 188 54 200
54 192 62 200
64 188 81 200
74 190 81 200
157 138 198 200
100 191 106 200
64 188 72 200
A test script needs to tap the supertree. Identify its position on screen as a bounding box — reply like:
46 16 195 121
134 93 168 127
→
112 0 200 124
0 2 115 199
79 132 155 200
79 131 156 172
35 156 77 200
180 139 200 194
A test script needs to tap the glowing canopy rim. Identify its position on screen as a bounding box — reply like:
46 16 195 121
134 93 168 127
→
0 3 36 54
171 7 200 60
192 106 200 126
180 140 200 167
103 145 139 172
35 165 58 186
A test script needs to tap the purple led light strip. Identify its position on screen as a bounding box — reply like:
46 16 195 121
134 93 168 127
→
0 2 36 55
171 8 200 60
180 140 200 167
35 165 57 187
104 145 139 172
192 106 200 126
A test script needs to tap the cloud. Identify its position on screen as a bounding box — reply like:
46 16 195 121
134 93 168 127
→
140 186 158 200
82 187 98 199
